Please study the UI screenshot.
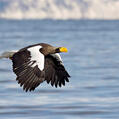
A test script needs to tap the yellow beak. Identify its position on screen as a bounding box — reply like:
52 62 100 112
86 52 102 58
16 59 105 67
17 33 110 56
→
59 47 68 52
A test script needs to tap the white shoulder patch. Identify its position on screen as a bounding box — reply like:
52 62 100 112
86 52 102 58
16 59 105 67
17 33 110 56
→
55 53 62 62
51 53 63 65
27 46 44 71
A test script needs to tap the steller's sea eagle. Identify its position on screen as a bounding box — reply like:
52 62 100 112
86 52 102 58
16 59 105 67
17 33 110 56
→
0 43 70 92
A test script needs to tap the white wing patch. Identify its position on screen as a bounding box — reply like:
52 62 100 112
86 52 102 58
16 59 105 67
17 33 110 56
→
55 53 62 62
51 53 63 65
28 46 44 71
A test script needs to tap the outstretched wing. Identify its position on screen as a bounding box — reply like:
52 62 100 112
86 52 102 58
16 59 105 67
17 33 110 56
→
44 53 70 88
12 46 45 92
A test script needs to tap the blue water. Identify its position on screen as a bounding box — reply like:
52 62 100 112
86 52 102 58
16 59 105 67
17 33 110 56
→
0 19 119 119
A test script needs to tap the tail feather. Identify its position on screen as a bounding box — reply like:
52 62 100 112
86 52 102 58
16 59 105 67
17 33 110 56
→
0 51 17 59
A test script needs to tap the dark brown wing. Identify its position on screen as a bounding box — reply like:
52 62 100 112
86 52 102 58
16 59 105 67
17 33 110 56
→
44 54 70 88
12 49 45 92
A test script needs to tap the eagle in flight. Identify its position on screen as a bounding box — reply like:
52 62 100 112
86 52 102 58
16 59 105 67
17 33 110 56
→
0 43 70 92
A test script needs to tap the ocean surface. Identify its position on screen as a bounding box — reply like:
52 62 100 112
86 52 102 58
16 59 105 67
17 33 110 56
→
0 19 119 119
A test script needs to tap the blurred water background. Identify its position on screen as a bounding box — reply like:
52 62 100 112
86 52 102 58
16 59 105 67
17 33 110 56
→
0 19 119 119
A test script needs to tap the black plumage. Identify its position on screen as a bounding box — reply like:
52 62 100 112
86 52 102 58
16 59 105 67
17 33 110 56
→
12 50 45 91
5 43 70 92
45 54 70 88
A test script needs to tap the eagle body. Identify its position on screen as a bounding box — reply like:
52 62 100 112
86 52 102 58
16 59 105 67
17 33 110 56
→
1 43 70 92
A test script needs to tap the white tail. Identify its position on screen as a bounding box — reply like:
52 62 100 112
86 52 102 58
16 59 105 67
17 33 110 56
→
0 51 17 59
